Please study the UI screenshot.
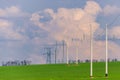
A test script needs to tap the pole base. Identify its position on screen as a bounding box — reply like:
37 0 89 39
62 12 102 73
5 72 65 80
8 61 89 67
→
90 76 94 78
105 74 108 77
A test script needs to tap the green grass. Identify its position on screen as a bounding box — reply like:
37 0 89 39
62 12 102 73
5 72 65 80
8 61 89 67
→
0 62 120 80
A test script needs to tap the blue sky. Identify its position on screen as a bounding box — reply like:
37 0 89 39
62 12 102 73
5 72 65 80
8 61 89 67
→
1 0 120 11
0 0 120 64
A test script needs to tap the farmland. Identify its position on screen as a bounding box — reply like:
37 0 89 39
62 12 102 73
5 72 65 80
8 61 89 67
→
0 62 120 80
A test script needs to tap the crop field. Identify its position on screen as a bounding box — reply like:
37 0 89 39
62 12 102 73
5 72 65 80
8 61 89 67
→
0 62 120 80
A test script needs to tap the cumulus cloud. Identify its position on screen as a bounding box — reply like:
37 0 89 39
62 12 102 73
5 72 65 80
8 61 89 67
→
0 6 29 17
84 1 102 16
75 41 105 60
31 1 101 45
103 5 120 16
28 54 46 64
30 1 104 61
109 26 120 39
92 41 120 60
0 19 12 27
0 6 30 40
108 41 120 59
0 1 120 64
0 19 25 40
64 39 120 61
30 1 120 61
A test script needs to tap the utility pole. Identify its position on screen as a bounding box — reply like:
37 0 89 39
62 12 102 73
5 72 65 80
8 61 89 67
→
105 24 108 77
62 40 65 63
72 38 79 64
55 41 58 64
66 41 69 64
90 24 93 77
76 41 79 64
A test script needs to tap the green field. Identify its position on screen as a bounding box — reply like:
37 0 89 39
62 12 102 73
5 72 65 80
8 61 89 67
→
0 62 120 80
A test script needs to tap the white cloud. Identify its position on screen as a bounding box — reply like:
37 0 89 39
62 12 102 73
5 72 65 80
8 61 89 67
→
60 40 120 61
103 5 120 16
92 41 120 60
30 1 105 61
30 1 120 62
74 41 106 60
31 1 101 45
0 19 26 40
0 6 29 17
0 6 31 40
109 26 120 39
0 19 12 27
6 6 20 14
0 1 120 64
108 41 120 60
28 54 46 64
84 1 102 16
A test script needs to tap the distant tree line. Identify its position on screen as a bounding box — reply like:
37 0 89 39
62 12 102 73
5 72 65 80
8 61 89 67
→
68 58 118 64
2 60 31 66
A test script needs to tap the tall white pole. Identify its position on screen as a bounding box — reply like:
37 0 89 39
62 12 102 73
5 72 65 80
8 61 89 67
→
90 24 93 77
76 42 78 64
72 39 79 64
55 41 57 64
66 42 69 64
105 24 108 77
62 40 65 63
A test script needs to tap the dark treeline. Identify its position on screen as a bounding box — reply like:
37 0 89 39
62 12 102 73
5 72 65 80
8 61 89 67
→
68 58 118 64
2 60 31 66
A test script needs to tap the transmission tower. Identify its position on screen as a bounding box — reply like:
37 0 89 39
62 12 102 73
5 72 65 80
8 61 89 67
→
44 47 52 64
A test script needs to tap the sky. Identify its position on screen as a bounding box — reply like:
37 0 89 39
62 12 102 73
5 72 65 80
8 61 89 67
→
0 0 120 64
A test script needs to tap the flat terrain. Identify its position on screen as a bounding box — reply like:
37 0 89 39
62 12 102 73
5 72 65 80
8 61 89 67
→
0 62 120 80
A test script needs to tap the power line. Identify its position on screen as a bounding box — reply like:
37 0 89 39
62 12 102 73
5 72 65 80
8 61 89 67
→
108 15 120 26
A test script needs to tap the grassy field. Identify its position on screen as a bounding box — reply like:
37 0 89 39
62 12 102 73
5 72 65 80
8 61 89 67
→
0 62 120 80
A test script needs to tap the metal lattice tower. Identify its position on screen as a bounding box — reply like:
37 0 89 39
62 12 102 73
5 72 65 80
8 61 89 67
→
44 47 52 64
